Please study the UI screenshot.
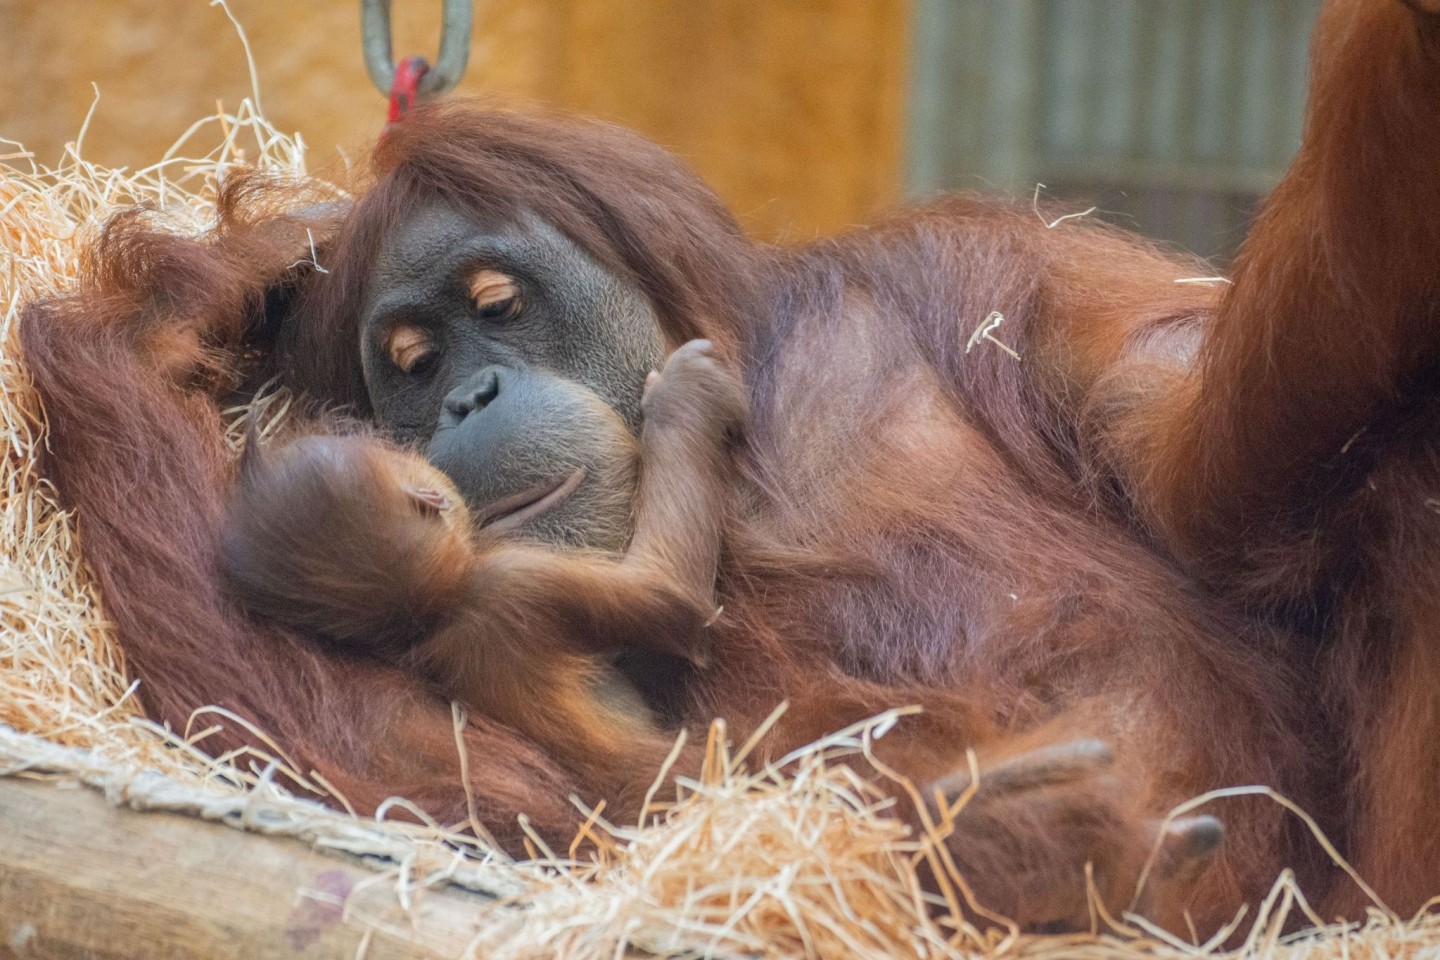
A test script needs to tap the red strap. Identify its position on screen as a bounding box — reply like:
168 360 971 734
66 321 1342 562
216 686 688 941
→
387 55 431 125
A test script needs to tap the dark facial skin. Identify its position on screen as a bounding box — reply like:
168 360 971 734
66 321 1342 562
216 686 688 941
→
360 203 666 551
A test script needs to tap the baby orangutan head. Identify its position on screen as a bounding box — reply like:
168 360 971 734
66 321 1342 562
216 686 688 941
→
221 433 477 652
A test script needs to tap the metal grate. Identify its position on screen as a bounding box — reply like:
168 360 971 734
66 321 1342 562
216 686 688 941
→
906 0 1323 261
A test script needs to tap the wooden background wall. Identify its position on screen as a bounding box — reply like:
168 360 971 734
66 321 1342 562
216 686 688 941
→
0 0 910 241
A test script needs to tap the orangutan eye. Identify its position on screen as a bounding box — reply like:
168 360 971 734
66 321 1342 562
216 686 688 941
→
385 325 436 375
468 269 521 321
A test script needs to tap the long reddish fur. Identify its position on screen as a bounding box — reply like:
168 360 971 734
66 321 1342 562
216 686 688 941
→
18 0 1440 930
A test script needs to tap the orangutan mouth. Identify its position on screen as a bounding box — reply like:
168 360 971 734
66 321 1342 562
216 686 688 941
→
478 468 586 532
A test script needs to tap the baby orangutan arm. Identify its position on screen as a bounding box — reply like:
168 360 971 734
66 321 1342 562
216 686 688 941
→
627 339 745 610
440 544 711 665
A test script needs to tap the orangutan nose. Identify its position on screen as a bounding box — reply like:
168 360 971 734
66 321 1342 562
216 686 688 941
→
441 367 503 424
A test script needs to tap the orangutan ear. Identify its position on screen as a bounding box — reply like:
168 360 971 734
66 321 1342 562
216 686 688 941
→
403 484 451 518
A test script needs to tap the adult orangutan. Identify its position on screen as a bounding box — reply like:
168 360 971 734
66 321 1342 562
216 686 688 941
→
19 0 1440 934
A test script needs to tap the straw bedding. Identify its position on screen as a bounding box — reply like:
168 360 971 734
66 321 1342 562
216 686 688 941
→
1 96 1438 959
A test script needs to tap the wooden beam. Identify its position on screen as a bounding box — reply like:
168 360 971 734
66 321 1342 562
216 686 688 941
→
0 777 495 959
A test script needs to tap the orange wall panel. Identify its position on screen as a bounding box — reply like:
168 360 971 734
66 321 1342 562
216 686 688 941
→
0 1 910 239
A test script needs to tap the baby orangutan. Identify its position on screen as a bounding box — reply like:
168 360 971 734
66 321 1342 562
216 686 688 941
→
220 340 743 804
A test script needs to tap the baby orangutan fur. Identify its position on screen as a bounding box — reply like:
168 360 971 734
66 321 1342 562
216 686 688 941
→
220 340 744 805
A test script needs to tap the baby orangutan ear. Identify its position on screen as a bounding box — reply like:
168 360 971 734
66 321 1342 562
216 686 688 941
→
404 484 451 518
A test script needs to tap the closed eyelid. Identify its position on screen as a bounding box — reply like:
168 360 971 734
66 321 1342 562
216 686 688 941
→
385 325 434 373
468 269 519 309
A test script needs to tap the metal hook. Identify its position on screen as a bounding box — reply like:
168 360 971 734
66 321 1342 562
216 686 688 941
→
361 0 473 98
